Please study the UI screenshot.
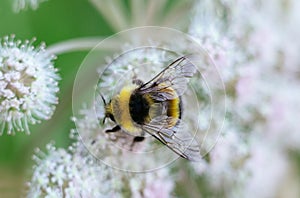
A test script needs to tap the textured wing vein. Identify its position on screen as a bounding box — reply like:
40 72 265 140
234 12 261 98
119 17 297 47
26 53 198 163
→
142 115 202 161
138 56 197 101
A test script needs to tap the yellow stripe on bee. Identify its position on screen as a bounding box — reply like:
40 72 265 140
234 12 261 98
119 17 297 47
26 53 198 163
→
163 87 180 127
111 85 142 135
167 97 181 127
154 85 181 127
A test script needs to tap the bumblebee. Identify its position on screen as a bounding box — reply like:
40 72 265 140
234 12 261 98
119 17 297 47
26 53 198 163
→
101 56 201 161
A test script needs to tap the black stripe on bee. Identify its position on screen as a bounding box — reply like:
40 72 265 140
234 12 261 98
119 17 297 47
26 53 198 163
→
129 92 150 124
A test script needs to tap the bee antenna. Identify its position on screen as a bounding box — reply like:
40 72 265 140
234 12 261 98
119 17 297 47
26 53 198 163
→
100 93 106 105
99 93 107 124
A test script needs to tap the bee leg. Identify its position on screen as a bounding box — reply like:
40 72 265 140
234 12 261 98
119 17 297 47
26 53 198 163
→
92 125 120 145
134 136 145 142
105 125 121 133
132 78 144 86
130 136 145 151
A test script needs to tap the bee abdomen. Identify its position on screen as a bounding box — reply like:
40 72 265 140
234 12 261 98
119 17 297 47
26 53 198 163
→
129 93 150 124
166 96 182 127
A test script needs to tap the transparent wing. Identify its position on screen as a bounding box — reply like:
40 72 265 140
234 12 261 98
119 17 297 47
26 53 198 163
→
137 56 197 101
142 115 202 161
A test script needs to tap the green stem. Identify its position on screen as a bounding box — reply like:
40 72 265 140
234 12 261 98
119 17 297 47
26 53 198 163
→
89 0 128 31
46 37 119 55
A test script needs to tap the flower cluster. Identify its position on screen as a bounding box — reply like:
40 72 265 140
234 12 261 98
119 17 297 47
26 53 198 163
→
28 108 175 198
0 35 59 135
189 0 300 197
74 100 176 197
27 143 118 198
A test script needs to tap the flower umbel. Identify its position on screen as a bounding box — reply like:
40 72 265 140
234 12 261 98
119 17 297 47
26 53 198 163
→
27 138 175 198
0 35 59 135
27 143 117 198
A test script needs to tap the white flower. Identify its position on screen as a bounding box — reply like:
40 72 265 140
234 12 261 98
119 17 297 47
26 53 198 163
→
0 35 59 135
143 170 174 198
27 133 175 198
243 138 288 198
27 143 117 198
189 0 300 197
13 0 48 12
202 128 249 194
264 81 300 150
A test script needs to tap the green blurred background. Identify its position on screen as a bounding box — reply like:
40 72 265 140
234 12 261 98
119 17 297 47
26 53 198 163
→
0 0 114 197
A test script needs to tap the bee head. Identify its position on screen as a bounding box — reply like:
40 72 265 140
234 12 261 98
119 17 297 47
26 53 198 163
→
100 94 114 124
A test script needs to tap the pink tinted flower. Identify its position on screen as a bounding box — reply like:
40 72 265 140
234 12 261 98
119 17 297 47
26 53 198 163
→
143 173 174 198
236 64 259 107
265 84 300 149
244 140 288 198
249 26 279 67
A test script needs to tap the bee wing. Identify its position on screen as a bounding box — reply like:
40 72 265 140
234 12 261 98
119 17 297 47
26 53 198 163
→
142 115 202 161
138 56 197 101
